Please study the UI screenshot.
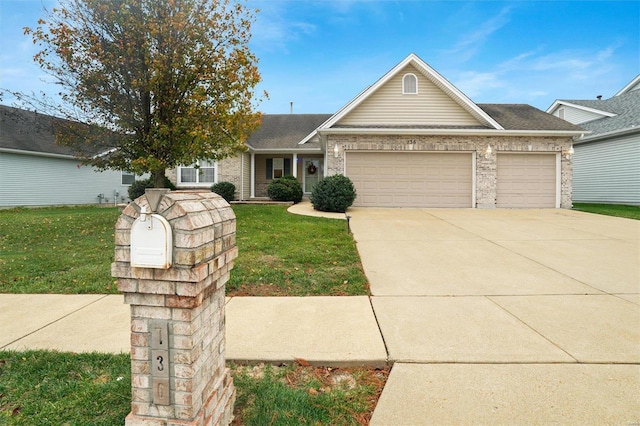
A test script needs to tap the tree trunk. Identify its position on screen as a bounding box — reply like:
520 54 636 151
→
152 169 166 188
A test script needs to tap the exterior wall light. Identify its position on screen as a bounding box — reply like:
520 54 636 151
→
484 144 492 159
334 144 339 158
564 145 575 159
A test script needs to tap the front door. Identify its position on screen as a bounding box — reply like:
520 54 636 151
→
303 159 322 193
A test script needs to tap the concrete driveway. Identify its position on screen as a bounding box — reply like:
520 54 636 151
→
347 208 640 425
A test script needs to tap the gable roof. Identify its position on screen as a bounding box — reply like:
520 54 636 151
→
245 114 332 151
0 104 78 158
545 99 617 121
565 91 640 141
314 53 504 134
615 74 640 97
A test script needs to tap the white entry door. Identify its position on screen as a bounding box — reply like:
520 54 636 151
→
303 159 322 193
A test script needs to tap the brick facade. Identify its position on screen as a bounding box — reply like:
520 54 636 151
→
325 134 574 208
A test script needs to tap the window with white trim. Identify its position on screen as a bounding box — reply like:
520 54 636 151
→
178 160 217 186
403 73 418 94
265 157 291 179
121 171 135 185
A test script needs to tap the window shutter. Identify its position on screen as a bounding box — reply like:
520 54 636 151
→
284 158 291 176
266 158 273 179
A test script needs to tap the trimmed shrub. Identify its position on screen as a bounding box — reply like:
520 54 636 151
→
211 181 236 202
310 174 357 213
128 177 176 200
267 175 303 203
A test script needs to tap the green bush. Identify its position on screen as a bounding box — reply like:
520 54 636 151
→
127 177 176 200
211 181 236 202
310 174 356 213
267 175 303 203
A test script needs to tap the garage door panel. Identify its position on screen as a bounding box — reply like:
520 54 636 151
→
346 152 472 208
497 154 556 208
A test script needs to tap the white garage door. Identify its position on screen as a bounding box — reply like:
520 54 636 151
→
497 154 557 208
346 152 473 207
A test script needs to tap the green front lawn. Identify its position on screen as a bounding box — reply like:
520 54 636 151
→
572 203 640 220
229 204 368 296
0 206 120 294
0 204 369 296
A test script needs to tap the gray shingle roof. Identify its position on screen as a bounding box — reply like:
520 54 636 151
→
478 104 584 131
0 104 77 156
560 90 640 137
246 114 332 150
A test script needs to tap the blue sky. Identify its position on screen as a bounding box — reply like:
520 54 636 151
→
1 0 638 114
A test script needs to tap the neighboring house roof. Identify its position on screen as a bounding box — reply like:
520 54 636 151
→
0 104 77 158
549 89 640 142
245 114 332 151
615 74 640 96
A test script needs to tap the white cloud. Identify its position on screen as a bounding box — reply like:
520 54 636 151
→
454 71 505 98
250 2 317 53
445 6 512 63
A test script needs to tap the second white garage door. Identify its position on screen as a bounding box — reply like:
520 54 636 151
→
497 154 557 208
346 152 473 207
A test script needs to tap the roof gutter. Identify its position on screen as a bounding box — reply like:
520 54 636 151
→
317 128 588 138
574 126 639 144
0 147 78 160
246 147 322 154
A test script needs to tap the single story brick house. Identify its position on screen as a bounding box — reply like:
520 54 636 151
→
170 53 584 208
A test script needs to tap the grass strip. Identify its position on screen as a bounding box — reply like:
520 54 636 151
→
231 362 389 426
228 204 368 296
0 350 131 425
572 203 640 220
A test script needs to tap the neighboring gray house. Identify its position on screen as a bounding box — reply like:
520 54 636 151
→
547 75 640 205
0 105 133 207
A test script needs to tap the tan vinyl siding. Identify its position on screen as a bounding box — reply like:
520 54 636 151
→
241 152 251 200
339 64 482 127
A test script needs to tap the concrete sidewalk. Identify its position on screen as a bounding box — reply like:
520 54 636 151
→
0 294 387 367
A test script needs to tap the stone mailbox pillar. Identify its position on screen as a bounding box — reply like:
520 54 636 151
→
112 191 237 426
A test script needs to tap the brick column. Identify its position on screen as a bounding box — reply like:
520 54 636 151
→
112 191 237 426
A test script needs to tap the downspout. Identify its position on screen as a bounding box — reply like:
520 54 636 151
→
240 154 244 201
250 152 255 198
292 153 298 178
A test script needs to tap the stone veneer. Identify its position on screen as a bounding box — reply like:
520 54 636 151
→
112 191 236 426
325 134 574 208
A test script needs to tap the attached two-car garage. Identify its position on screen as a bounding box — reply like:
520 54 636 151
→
345 152 558 208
